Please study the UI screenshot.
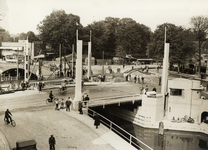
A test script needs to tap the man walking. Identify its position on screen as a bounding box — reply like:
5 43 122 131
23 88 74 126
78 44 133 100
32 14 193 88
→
134 75 137 83
141 76 144 84
49 135 56 150
84 95 90 107
38 82 42 92
94 113 100 129
65 97 72 112
158 76 161 86
78 101 83 114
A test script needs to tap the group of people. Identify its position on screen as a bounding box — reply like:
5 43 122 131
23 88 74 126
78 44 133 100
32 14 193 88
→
78 94 90 114
133 75 144 84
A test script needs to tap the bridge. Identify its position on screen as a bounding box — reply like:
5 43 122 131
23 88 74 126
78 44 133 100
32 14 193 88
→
87 94 142 108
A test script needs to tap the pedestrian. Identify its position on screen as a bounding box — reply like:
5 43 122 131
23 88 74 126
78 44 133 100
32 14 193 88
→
145 85 148 94
84 95 90 107
141 76 144 84
55 98 59 111
153 87 156 92
60 99 65 109
134 75 137 83
94 113 100 129
78 101 83 114
137 75 140 84
38 82 42 92
157 66 159 73
65 97 72 112
49 135 56 150
158 76 161 86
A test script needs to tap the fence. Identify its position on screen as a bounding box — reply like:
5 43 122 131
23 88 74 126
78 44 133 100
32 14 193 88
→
87 108 153 150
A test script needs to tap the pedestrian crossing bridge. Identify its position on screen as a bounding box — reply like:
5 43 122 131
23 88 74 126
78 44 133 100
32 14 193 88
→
87 94 142 108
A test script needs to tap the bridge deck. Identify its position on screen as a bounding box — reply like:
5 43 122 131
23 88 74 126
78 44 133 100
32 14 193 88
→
87 94 142 107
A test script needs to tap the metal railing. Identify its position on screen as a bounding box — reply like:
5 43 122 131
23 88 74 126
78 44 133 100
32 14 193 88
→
88 108 153 150
87 94 141 107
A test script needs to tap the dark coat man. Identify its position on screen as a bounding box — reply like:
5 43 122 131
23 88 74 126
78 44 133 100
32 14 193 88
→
94 113 100 129
38 82 42 92
78 101 83 114
84 95 90 106
5 109 12 123
49 91 54 102
65 98 72 112
159 76 161 86
49 135 56 150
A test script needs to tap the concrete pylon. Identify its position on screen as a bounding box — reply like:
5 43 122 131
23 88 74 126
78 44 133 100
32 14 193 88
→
161 43 169 117
87 42 91 79
73 40 83 110
161 43 169 94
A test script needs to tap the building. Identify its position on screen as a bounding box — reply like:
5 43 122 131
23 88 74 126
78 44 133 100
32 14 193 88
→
0 40 34 62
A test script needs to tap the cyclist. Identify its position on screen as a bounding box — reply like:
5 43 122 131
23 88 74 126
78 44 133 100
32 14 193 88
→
5 109 12 123
49 91 54 102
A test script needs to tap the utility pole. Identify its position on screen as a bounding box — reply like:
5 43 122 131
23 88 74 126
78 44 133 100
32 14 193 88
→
102 51 104 74
16 52 19 80
59 44 62 77
72 44 74 78
64 47 66 77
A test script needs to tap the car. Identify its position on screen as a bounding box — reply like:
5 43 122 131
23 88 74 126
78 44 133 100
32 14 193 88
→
12 139 37 150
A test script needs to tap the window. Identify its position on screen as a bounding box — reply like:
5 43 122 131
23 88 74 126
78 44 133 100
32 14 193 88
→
170 89 182 96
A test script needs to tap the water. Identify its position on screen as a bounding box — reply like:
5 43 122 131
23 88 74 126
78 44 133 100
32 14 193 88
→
92 107 208 150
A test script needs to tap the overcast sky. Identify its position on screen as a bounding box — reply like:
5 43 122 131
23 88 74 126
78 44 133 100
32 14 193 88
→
0 0 208 35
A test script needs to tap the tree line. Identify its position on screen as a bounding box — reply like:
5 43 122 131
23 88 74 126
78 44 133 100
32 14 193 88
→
1 10 208 73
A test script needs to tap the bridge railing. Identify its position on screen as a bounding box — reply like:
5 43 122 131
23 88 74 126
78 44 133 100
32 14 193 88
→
88 108 153 150
86 94 141 107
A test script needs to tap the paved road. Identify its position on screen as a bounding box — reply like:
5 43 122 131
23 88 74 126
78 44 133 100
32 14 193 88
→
0 81 159 150
0 106 116 150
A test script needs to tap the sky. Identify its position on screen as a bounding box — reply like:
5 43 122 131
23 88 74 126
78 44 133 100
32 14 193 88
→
0 0 208 35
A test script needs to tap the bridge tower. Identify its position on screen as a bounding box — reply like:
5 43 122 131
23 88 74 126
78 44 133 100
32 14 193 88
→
73 40 83 109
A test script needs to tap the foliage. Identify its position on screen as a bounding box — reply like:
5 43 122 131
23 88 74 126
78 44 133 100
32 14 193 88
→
84 17 151 59
18 31 39 42
190 16 208 74
37 10 81 55
149 23 195 65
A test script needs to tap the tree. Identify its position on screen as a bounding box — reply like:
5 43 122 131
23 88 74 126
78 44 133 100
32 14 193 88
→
37 10 81 55
190 16 208 75
26 31 40 42
149 23 195 69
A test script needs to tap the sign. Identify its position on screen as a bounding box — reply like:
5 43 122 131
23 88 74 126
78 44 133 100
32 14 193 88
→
33 41 43 44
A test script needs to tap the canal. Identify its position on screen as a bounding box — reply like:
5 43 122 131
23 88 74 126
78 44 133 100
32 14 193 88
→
91 107 208 150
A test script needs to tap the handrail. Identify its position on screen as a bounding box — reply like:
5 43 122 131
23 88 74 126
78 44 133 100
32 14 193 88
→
88 108 153 150
87 94 142 107
89 94 141 102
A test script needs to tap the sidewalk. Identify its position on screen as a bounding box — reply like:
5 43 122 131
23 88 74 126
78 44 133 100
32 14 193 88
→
61 108 137 150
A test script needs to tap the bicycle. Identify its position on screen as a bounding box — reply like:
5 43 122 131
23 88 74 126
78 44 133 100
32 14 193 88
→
4 117 16 127
46 96 58 104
